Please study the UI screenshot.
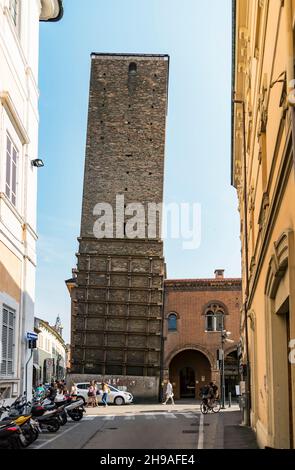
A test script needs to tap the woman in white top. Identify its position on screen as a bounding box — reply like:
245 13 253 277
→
162 379 175 405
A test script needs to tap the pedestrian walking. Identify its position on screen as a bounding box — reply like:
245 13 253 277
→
162 379 175 405
70 382 78 397
87 381 97 407
101 382 110 407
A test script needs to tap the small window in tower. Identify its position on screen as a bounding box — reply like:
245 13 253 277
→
149 172 152 175
126 171 129 175
129 62 137 75
101 136 104 140
168 313 177 332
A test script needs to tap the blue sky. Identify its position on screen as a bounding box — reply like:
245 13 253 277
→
36 0 240 342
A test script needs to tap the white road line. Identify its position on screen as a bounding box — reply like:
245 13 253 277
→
124 416 135 420
34 423 80 449
164 413 177 419
103 415 115 420
197 413 204 449
181 413 196 419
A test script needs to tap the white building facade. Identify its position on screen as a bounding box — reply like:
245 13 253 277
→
34 317 67 386
0 0 63 400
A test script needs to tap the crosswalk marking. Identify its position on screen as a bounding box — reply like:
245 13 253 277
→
86 412 198 420
180 413 197 419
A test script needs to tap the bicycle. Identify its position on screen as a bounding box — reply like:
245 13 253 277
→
200 397 221 414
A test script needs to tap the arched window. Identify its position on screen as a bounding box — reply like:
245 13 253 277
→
168 313 177 331
205 304 225 332
206 311 214 332
216 311 224 331
129 62 137 75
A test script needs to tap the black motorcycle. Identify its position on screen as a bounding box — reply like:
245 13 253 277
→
0 421 25 449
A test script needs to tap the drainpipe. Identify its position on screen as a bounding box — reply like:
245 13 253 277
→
159 279 166 403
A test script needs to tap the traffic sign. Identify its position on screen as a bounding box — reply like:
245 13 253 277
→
27 332 38 340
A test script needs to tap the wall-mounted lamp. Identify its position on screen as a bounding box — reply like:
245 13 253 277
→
31 158 44 168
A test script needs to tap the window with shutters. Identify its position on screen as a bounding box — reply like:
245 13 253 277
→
1 306 16 377
5 133 18 207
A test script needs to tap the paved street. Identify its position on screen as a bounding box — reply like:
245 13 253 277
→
27 402 257 450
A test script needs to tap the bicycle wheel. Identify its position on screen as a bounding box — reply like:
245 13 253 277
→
200 403 208 414
212 400 221 413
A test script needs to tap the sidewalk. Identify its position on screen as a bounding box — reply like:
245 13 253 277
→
223 411 258 449
204 408 258 449
84 401 201 416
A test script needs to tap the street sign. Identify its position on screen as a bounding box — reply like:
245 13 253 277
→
27 332 38 340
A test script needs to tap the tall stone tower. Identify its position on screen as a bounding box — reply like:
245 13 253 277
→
71 54 169 394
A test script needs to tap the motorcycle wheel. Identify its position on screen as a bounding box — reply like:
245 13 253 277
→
46 419 60 433
68 409 83 421
59 412 67 426
10 436 23 449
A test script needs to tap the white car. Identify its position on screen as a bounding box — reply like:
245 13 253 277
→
75 382 133 406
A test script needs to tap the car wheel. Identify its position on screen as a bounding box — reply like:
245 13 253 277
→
114 396 125 406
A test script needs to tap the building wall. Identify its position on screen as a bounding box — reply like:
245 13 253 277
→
34 320 67 385
233 0 295 449
163 276 242 399
0 0 40 401
72 54 169 390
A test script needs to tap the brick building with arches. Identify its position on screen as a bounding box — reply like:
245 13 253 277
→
163 270 242 400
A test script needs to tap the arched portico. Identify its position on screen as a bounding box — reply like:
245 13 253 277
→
167 347 213 399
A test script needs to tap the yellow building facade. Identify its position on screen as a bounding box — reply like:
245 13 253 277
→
232 0 295 448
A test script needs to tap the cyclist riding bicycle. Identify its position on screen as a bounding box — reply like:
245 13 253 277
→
208 382 219 406
200 384 210 405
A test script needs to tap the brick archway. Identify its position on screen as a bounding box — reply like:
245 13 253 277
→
167 348 213 400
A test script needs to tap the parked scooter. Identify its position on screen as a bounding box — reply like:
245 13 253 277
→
0 421 25 449
65 397 86 421
7 395 60 434
32 396 68 426
0 400 40 447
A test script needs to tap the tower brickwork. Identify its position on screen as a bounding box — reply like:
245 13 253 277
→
71 54 169 381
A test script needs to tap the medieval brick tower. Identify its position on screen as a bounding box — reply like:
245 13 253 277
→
70 54 169 394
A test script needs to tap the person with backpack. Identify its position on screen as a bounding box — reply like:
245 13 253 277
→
208 382 218 406
200 384 210 406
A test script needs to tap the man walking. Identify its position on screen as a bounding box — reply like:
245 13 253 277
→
162 379 175 405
